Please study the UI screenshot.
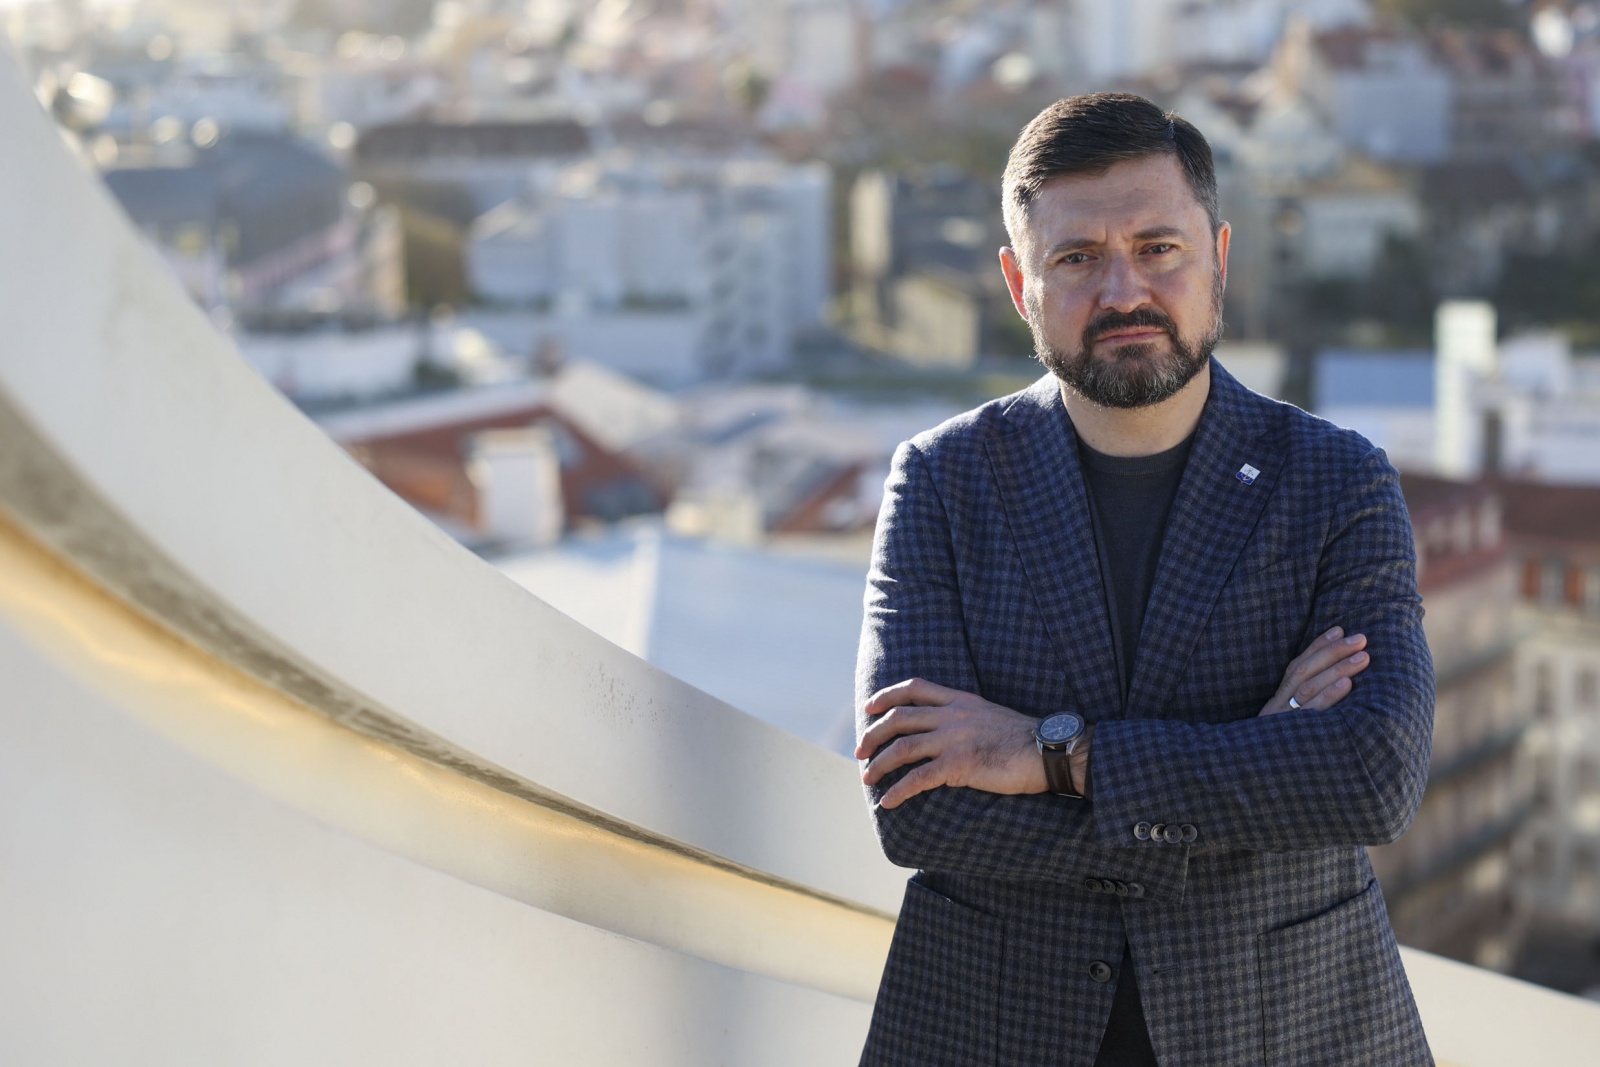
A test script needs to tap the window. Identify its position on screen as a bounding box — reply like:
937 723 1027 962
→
1478 499 1502 550
1535 659 1555 717
1541 560 1567 606
1586 567 1600 616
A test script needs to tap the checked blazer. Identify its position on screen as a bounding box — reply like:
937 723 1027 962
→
855 361 1436 1067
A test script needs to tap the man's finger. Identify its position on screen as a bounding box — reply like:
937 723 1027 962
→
864 677 958 717
1296 674 1353 711
878 761 947 809
1292 651 1369 708
1285 631 1365 690
862 732 936 786
855 705 940 760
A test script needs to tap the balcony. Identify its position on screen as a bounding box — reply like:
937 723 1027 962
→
1 45 1597 1065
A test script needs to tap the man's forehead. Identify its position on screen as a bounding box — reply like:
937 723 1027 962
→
1022 154 1207 245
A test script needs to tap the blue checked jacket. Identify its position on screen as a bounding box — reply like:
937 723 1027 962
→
855 362 1435 1067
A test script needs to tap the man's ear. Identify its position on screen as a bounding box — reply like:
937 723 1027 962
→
999 246 1029 319
1214 221 1232 291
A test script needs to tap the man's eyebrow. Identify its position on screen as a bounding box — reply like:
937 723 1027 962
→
1132 225 1189 241
1041 226 1192 259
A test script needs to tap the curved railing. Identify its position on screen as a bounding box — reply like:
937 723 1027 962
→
0 43 1596 1065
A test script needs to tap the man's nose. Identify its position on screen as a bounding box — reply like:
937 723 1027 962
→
1098 255 1152 314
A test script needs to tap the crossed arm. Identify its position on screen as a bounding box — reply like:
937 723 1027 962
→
858 626 1370 807
856 441 1433 879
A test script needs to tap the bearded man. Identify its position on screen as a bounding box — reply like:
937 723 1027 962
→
853 92 1435 1066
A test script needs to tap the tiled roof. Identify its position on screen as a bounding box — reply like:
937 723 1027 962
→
1496 478 1600 548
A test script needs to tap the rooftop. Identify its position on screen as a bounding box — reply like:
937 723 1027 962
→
1316 348 1434 409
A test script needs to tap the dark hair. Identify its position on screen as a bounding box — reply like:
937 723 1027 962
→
1001 92 1220 242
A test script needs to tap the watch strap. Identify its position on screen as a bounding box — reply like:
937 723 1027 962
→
1040 742 1082 799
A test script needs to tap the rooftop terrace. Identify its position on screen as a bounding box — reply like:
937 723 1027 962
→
1 42 1597 1065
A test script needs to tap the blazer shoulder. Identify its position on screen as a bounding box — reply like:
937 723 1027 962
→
1242 385 1393 479
903 376 1053 469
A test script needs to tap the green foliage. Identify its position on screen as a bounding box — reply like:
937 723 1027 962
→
370 178 481 227
1374 0 1522 29
725 61 772 116
412 357 462 391
1302 235 1438 343
1494 238 1600 335
987 298 1037 359
396 207 467 309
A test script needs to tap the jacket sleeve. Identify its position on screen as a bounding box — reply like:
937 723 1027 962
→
1086 446 1435 852
856 441 1189 899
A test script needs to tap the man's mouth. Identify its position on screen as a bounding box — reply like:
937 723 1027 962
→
1093 327 1168 345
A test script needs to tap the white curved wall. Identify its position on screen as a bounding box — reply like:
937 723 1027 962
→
0 38 899 1063
2 37 1600 1067
0 602 868 1065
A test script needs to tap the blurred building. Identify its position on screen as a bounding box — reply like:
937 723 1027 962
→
103 131 404 318
721 0 865 125
497 525 867 752
643 384 962 554
315 365 671 546
1500 480 1600 939
1272 20 1452 165
290 33 444 132
1314 312 1600 486
1419 152 1600 295
464 152 831 383
236 319 434 403
1432 25 1581 162
848 166 1011 369
1370 474 1532 970
1314 347 1436 470
352 118 595 217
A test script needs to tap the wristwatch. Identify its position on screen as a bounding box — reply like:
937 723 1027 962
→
1035 712 1086 798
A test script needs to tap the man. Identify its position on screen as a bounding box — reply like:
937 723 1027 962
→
854 93 1434 1067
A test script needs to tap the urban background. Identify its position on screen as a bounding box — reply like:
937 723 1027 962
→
11 0 1600 999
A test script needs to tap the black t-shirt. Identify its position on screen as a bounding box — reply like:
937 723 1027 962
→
1077 432 1194 700
1076 428 1194 1067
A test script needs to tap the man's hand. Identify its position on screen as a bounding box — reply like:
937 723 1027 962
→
1261 626 1369 716
856 678 1048 809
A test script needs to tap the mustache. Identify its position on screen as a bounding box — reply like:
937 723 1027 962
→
1083 307 1177 344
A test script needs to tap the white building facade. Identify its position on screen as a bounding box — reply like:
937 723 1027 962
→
467 152 831 384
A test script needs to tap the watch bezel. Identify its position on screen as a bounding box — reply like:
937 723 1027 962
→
1035 712 1085 749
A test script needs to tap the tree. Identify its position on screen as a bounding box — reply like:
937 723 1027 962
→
1374 0 1524 29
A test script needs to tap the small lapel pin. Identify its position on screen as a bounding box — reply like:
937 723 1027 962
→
1236 463 1260 485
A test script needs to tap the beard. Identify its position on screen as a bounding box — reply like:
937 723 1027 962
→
1029 265 1225 410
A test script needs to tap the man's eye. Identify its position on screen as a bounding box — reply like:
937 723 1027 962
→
1062 252 1090 265
1145 243 1176 254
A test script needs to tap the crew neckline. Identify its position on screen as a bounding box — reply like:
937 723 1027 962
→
1076 429 1196 477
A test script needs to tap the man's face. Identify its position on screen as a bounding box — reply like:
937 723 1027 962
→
1000 153 1230 409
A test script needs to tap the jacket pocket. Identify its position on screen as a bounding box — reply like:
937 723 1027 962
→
861 879 1003 1067
1258 880 1429 1067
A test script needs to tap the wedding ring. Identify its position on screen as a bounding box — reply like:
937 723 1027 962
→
1287 695 1302 710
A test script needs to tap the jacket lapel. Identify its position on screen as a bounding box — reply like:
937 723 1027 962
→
1124 363 1282 719
984 377 1123 721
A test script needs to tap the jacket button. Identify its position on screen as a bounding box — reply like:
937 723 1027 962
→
1114 880 1130 897
1162 824 1183 844
1098 879 1118 894
1150 823 1166 842
1084 877 1102 893
1089 960 1115 984
1133 822 1152 841
1127 882 1145 899
1181 824 1198 843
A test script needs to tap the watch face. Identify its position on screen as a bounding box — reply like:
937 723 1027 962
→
1037 713 1083 745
